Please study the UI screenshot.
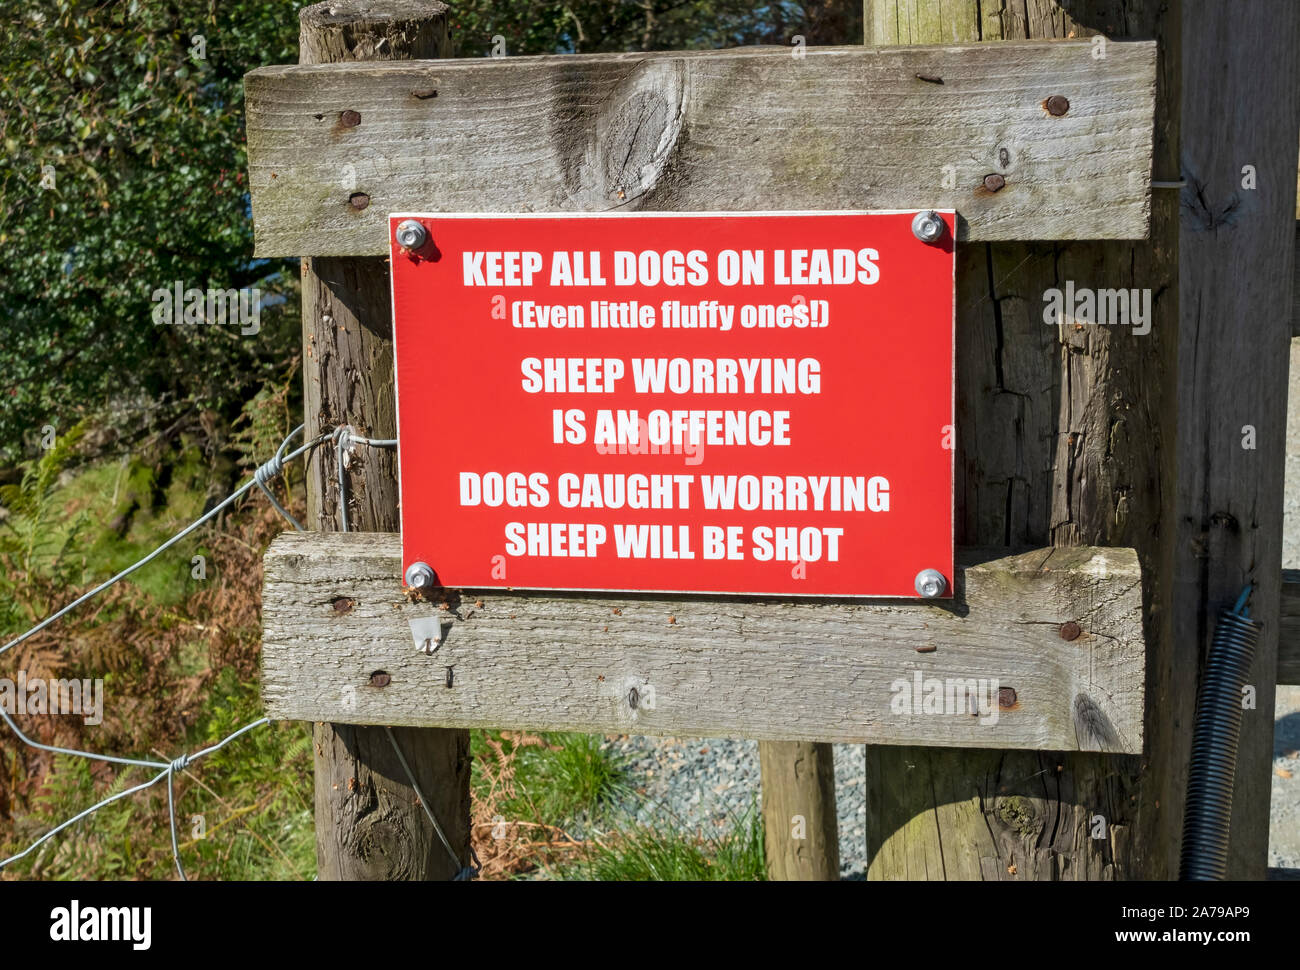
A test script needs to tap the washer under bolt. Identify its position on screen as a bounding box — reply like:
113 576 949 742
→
404 561 435 590
395 219 429 251
914 569 947 598
911 210 946 243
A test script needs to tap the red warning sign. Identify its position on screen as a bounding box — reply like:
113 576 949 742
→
390 211 954 597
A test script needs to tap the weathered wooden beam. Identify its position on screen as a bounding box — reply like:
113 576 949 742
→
1279 570 1300 685
261 533 1145 753
243 39 1156 256
759 739 840 880
1175 0 1300 878
862 0 1181 883
297 0 471 884
1292 222 1299 337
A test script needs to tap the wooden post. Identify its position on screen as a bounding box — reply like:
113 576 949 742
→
1175 2 1299 877
759 740 839 879
863 0 1183 880
298 0 472 881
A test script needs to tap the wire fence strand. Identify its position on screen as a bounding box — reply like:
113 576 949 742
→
0 423 468 881
2 422 472 881
0 424 328 661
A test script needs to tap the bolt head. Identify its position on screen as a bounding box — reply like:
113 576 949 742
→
914 568 947 598
911 210 945 243
395 219 429 251
404 561 435 590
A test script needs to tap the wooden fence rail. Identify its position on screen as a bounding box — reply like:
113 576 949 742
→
262 533 1147 752
243 39 1156 256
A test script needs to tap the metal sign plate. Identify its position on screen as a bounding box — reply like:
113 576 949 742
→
391 211 954 597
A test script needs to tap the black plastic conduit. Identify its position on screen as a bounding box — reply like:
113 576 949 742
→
1179 584 1262 881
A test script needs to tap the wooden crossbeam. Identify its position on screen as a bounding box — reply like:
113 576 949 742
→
261 533 1145 752
243 40 1156 257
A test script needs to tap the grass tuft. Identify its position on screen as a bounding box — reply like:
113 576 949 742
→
549 804 767 882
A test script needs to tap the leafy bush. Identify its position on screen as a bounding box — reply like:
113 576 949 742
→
0 0 302 463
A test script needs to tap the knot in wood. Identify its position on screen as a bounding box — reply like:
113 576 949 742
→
590 61 686 206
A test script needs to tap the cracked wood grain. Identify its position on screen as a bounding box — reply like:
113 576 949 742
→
298 0 470 883
864 0 1182 882
1174 0 1300 875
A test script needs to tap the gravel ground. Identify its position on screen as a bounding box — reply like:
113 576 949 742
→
1269 339 1300 870
605 736 867 878
584 339 1300 877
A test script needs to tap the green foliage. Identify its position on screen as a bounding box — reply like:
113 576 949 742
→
166 669 316 881
447 1 861 55
7 673 315 881
0 0 303 461
0 429 313 880
17 755 156 879
512 732 631 822
552 804 767 881
0 423 89 625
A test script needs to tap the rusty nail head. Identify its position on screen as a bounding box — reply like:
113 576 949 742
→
983 173 1006 192
370 671 391 688
340 109 361 127
348 192 370 210
998 687 1018 708
1045 95 1070 116
1060 621 1082 641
